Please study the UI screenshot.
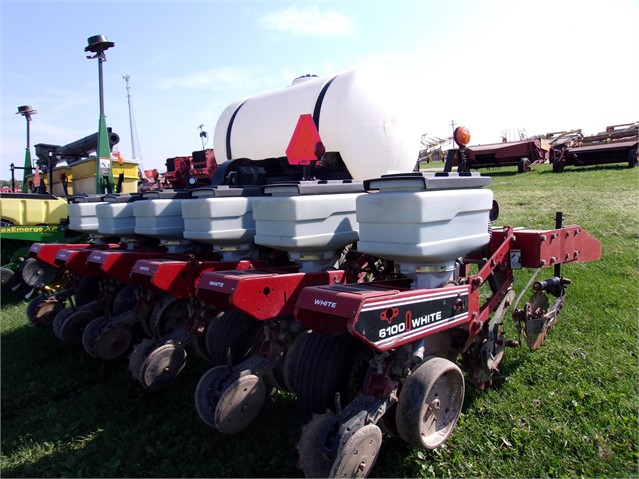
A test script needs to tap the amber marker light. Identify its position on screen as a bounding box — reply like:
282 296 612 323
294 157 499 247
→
454 126 471 147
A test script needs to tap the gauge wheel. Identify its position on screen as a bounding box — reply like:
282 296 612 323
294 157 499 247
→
128 338 155 382
329 424 383 479
52 308 74 339
214 374 267 434
297 412 337 478
195 365 232 427
57 310 96 345
395 356 465 450
82 316 109 357
111 284 138 317
138 342 187 391
92 324 134 360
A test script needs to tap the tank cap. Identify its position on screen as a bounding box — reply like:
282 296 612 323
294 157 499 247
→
190 185 264 198
364 172 492 192
264 179 364 196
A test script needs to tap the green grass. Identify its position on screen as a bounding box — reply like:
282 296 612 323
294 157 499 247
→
2 163 638 478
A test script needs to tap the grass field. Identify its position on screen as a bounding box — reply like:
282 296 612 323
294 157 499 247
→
1 163 638 478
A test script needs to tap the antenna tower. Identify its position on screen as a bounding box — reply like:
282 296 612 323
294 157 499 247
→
122 74 142 168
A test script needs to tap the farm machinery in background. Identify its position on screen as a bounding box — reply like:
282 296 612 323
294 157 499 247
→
549 122 638 172
19 69 602 479
0 123 218 297
0 128 123 295
441 122 637 174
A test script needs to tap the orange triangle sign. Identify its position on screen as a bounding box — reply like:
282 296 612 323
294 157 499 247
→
286 114 322 165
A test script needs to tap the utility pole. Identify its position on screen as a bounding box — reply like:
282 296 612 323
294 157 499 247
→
123 74 142 169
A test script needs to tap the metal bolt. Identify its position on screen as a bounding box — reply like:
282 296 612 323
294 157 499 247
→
540 234 547 241
431 399 441 410
540 260 546 266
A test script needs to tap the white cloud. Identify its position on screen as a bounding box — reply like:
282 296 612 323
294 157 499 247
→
261 4 355 37
153 67 261 92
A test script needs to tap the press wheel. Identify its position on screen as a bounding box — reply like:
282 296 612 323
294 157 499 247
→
297 413 336 478
57 310 95 345
138 343 187 391
195 365 232 427
214 374 267 434
396 356 464 450
330 424 382 478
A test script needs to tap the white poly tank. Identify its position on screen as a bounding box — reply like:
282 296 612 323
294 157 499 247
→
356 173 494 266
68 200 105 233
213 68 421 180
96 202 137 236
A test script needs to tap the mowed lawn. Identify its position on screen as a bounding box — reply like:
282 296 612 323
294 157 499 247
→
1 163 637 478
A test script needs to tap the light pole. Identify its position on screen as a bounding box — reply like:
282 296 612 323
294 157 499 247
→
85 34 115 194
16 105 36 192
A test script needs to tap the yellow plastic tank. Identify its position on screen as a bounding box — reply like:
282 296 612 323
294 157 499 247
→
0 194 68 226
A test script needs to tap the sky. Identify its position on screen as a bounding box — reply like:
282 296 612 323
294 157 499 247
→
1 0 638 181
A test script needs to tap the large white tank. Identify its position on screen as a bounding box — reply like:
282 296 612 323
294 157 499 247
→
213 68 421 180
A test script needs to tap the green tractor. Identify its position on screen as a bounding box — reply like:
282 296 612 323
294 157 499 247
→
0 193 74 295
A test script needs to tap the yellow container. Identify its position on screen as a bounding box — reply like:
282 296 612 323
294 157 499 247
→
71 158 139 194
24 173 49 192
52 166 73 196
0 195 68 226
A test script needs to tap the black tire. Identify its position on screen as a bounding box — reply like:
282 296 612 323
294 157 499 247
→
74 276 101 306
1 267 16 292
517 157 531 173
552 160 565 173
629 148 638 168
295 332 369 422
205 309 263 367
282 330 312 393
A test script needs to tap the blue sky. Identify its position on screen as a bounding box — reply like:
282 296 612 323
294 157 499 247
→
2 0 638 180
